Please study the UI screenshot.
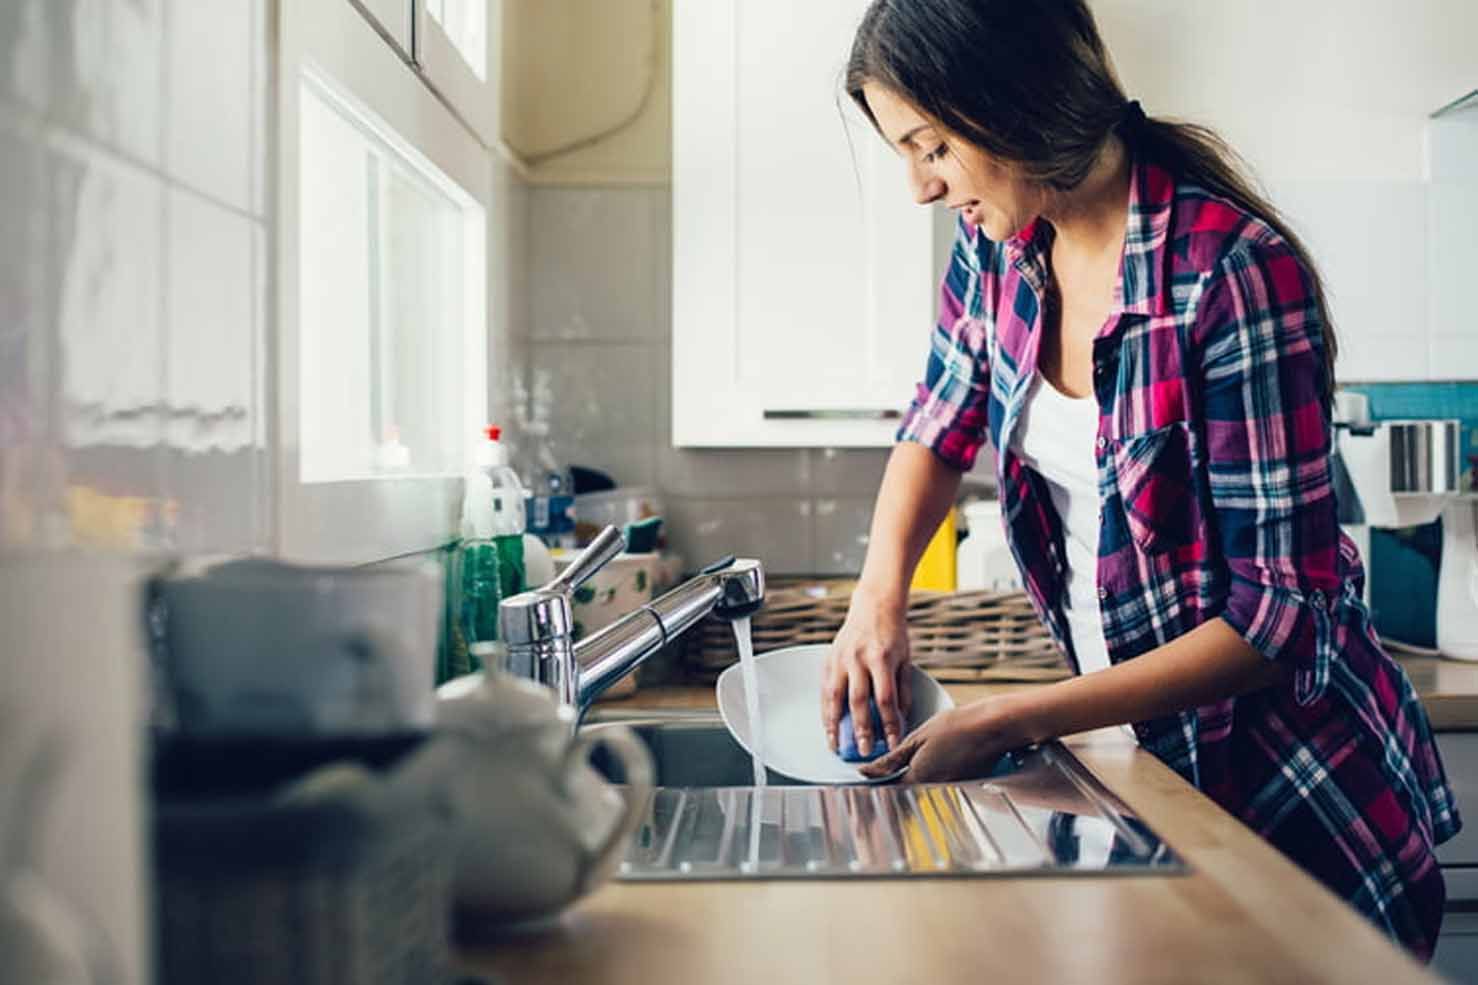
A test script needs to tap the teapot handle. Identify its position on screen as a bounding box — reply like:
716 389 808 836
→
560 726 654 886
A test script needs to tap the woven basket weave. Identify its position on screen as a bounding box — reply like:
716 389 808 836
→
683 580 1068 683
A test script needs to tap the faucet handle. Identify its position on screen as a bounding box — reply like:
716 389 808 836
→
547 524 625 595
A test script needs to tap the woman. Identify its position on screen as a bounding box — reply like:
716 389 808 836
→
823 0 1461 960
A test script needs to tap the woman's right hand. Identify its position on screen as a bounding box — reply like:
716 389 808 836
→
821 586 913 757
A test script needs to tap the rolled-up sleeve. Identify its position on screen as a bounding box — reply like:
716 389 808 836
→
1197 240 1342 705
895 216 992 472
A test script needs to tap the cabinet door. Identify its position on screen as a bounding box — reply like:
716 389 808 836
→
672 0 936 448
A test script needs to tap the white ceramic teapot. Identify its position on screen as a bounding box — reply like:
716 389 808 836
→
419 670 653 932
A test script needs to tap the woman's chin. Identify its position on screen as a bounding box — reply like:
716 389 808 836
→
978 216 1013 241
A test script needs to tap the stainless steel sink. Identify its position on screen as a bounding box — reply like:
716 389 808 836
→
583 712 1184 881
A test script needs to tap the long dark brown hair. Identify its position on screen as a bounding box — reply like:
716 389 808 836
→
845 0 1337 396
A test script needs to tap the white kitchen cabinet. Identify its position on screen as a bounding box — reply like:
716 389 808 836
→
671 0 938 448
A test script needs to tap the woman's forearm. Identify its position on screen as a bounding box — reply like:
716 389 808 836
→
855 442 963 607
996 617 1286 746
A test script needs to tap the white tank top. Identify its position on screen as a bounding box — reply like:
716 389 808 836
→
1011 375 1113 677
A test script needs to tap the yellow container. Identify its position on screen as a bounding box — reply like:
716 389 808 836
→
910 508 958 592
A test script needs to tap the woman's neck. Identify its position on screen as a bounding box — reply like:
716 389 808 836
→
1040 137 1133 262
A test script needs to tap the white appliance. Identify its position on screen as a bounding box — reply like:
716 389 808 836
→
1335 393 1478 661
1438 499 1478 660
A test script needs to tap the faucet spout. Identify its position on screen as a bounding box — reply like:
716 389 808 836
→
573 558 764 710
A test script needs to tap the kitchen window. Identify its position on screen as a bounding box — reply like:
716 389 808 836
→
297 67 484 482
279 0 494 562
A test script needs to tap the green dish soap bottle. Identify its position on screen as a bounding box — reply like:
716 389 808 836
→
480 425 528 604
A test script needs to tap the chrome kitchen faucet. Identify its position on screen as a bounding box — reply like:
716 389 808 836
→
498 526 764 725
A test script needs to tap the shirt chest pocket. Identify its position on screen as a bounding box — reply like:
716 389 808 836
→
1111 422 1203 555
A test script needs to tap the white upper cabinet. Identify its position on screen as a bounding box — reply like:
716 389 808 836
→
672 0 937 448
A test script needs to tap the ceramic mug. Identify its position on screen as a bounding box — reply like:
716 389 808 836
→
157 557 442 737
419 671 654 930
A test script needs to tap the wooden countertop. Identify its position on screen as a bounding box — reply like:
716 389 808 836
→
1396 656 1478 731
459 681 1447 985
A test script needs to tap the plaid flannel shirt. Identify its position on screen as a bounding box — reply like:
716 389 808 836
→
898 159 1461 958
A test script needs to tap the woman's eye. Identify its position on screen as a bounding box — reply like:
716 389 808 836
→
923 144 948 164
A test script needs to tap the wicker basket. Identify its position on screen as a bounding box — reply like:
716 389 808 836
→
683 580 1069 683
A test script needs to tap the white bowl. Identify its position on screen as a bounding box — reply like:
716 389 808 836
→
716 644 954 785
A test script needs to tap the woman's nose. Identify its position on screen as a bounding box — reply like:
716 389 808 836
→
906 163 945 206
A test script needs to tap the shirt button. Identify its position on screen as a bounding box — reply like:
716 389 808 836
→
1096 436 1108 450
1098 587 1109 601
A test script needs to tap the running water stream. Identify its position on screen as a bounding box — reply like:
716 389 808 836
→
733 616 766 871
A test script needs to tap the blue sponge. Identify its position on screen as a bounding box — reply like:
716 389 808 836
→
837 700 890 763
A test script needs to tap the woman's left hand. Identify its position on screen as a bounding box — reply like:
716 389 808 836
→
857 697 1032 783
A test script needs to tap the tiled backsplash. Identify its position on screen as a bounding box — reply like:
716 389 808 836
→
0 0 271 554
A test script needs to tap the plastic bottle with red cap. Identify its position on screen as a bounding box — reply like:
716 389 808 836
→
477 425 527 603
453 426 529 671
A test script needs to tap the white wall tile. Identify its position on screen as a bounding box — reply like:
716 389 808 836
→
47 134 167 549
528 340 660 487
1273 178 1429 382
658 446 812 499
528 186 663 341
165 188 254 452
162 188 258 551
809 447 889 497
1429 179 1478 347
252 224 270 547
0 0 53 116
77 0 163 162
52 134 164 452
1430 335 1478 382
49 0 165 165
1340 336 1431 383
666 496 813 575
0 115 51 546
165 0 251 211
248 0 269 217
812 496 872 576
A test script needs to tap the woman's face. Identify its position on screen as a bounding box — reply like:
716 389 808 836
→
862 82 1041 242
